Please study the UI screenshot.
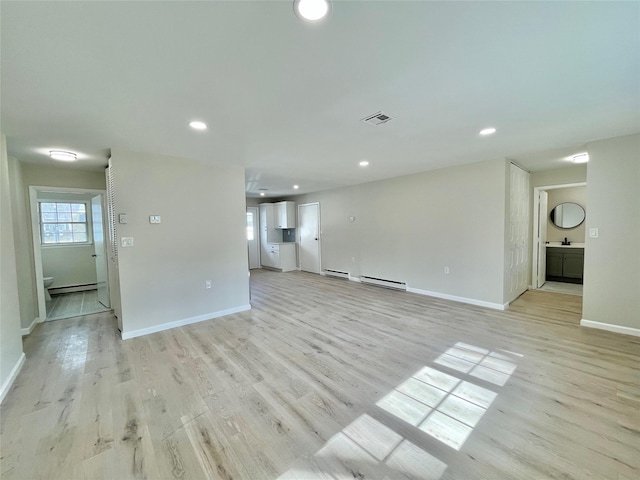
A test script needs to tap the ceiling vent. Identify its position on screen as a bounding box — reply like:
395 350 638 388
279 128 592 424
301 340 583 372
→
361 111 393 126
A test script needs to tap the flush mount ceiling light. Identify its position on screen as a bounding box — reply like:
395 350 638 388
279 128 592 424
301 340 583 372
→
293 185 300 190
571 153 589 163
189 120 207 130
359 160 369 167
479 127 497 136
49 150 77 162
260 192 265 196
294 0 330 21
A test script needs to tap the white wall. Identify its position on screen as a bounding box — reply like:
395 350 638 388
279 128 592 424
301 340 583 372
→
21 163 106 190
0 133 25 402
530 164 587 188
110 149 250 338
289 158 508 307
41 246 97 289
583 133 640 332
7 157 38 330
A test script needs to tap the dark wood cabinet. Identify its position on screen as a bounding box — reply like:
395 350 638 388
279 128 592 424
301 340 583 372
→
546 247 584 284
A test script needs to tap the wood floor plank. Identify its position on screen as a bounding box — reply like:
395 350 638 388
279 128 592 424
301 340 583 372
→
1 270 638 479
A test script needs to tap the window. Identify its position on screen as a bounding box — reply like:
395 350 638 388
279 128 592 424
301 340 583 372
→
246 211 255 241
39 202 89 244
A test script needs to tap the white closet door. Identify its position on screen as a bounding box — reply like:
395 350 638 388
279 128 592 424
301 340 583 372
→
506 163 530 303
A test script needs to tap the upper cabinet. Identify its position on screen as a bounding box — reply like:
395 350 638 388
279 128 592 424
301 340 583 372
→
274 201 296 229
259 203 280 244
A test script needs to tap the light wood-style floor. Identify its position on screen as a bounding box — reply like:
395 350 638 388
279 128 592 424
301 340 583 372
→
1 270 638 479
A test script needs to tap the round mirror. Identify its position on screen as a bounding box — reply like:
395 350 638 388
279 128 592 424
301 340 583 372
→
550 202 585 229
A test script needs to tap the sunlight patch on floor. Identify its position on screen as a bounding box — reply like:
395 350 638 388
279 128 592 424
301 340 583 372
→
278 343 521 479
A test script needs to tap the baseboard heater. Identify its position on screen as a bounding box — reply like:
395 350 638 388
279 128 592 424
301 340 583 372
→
360 275 407 291
323 269 350 279
49 283 97 294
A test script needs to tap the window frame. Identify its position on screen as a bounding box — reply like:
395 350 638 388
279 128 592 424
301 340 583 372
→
38 200 93 247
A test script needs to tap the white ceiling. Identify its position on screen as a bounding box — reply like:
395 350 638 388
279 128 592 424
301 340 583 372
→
2 1 638 198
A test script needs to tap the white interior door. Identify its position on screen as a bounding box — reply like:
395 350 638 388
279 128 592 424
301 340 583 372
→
91 195 110 308
537 190 548 288
506 164 530 303
247 207 260 269
299 203 320 273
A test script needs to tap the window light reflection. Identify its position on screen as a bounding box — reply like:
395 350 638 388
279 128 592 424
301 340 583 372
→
278 343 520 478
278 414 447 480
377 343 520 451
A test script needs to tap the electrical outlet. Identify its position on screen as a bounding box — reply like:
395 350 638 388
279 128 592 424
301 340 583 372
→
444 266 450 275
205 280 212 289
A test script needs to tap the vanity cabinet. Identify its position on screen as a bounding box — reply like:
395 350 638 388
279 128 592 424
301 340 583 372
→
546 247 584 283
274 201 296 229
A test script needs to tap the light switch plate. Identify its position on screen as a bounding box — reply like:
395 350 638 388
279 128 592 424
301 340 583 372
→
149 215 161 224
589 227 599 238
118 213 128 224
121 237 134 247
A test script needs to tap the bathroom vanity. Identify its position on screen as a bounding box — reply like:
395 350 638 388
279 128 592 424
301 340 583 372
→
546 244 584 284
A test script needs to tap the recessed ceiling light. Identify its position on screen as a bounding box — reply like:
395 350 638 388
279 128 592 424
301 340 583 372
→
260 192 265 197
293 185 300 190
359 160 369 167
479 127 496 136
189 120 207 130
294 0 330 21
49 150 77 162
572 153 589 163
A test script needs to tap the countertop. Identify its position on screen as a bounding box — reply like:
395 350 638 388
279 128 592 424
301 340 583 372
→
546 242 585 248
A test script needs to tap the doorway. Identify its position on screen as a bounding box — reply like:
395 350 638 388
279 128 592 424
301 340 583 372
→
532 182 587 295
246 207 260 269
29 186 112 322
298 203 321 273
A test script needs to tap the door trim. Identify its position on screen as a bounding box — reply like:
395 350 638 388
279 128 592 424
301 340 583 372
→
28 185 107 324
247 206 260 269
531 182 586 291
297 202 321 273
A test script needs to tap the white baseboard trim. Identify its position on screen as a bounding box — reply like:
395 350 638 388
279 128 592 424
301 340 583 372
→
21 317 39 336
406 287 507 311
349 276 361 283
0 352 26 404
121 304 252 340
580 319 640 337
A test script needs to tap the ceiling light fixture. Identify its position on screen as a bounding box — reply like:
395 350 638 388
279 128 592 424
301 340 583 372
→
293 185 300 190
294 0 330 21
479 127 496 136
572 153 589 163
189 120 207 130
260 192 265 196
359 160 369 167
49 150 77 162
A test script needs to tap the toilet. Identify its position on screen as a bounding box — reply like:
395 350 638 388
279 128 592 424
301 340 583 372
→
43 276 54 301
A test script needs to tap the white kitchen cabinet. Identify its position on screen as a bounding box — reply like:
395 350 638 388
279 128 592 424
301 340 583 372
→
274 201 296 229
261 243 296 272
259 203 280 244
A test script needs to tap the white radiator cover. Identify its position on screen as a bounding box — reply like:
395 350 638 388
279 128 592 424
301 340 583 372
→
359 275 407 291
323 269 350 279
